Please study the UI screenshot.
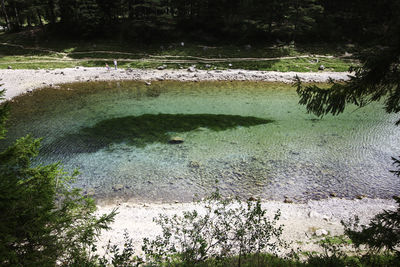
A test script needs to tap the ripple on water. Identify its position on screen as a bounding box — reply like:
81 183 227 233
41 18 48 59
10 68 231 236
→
2 80 400 202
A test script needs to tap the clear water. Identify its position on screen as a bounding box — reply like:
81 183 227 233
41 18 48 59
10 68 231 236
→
3 81 400 202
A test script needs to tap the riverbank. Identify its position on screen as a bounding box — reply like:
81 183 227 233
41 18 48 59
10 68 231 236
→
96 197 396 256
0 68 350 101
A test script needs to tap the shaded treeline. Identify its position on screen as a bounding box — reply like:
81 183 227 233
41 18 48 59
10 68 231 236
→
0 0 398 42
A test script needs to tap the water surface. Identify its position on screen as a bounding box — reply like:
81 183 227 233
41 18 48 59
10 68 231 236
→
3 81 400 202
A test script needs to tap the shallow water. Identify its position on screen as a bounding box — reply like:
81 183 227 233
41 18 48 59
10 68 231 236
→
3 81 400 202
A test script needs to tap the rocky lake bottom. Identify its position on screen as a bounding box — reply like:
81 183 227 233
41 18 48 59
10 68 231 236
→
3 80 400 203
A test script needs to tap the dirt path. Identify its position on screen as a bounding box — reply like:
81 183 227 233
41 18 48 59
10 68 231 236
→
0 42 354 65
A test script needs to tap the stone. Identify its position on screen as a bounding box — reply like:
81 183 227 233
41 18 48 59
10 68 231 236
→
318 65 325 70
248 196 257 201
322 215 330 221
86 188 95 196
284 198 293 204
113 184 124 191
157 65 167 70
145 81 152 86
188 161 200 168
205 64 212 69
308 211 321 218
169 136 184 144
228 63 233 67
329 192 337 197
187 66 196 72
315 228 328 237
7 66 12 69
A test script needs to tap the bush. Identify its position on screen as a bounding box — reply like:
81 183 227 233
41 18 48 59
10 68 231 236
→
142 191 284 266
0 90 116 266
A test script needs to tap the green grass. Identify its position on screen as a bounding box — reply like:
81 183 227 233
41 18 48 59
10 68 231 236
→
0 30 358 71
0 57 356 72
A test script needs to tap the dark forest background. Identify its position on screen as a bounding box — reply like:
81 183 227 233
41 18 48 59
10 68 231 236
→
0 0 398 43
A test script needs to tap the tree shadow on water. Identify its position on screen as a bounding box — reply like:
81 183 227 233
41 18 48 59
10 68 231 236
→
44 114 273 154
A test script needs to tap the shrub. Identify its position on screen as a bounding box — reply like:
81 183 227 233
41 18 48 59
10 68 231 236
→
142 191 284 266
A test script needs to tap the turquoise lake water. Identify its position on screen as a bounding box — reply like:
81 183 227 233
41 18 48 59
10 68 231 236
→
3 81 400 202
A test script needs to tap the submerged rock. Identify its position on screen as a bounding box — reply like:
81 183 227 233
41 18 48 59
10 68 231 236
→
113 184 124 191
86 188 96 196
169 136 184 144
188 161 200 168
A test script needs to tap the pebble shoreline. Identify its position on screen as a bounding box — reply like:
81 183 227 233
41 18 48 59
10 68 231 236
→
97 197 396 256
1 67 394 254
0 67 350 100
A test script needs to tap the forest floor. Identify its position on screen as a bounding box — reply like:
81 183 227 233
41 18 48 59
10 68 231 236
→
0 31 358 71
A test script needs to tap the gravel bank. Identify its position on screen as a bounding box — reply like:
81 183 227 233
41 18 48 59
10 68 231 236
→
0 67 351 100
97 197 396 256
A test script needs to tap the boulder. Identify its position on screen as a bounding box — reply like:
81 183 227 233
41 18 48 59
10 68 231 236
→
169 136 184 144
318 65 325 70
157 65 167 70
7 66 12 69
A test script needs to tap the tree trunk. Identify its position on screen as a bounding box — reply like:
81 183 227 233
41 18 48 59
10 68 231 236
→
37 10 44 27
48 0 56 24
14 6 20 28
1 0 11 31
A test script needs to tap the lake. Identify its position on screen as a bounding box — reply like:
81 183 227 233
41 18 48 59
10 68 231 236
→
3 80 400 202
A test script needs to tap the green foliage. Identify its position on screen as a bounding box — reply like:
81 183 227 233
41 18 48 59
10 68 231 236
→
99 230 143 267
142 191 284 266
0 89 9 139
296 14 400 121
0 90 117 265
1 0 397 42
342 196 400 254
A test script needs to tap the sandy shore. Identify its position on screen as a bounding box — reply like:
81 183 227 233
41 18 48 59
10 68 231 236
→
2 67 392 255
96 197 396 256
0 67 350 101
